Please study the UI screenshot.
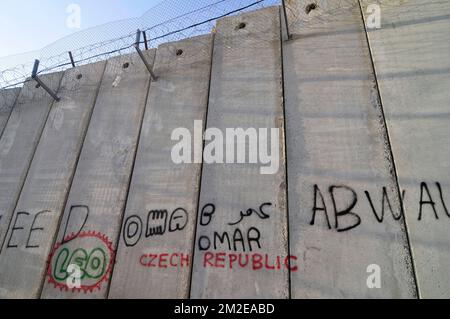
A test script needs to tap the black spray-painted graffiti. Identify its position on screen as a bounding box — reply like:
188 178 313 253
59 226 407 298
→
228 203 271 226
122 208 188 247
197 203 272 252
6 210 51 249
5 205 90 250
61 205 89 244
310 182 449 232
418 182 449 220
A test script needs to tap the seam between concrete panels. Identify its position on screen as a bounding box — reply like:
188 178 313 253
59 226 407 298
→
0 73 65 256
278 5 292 300
357 0 421 299
37 62 108 299
188 32 216 300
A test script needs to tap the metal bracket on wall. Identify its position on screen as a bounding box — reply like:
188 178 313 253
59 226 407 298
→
68 51 76 68
134 29 157 81
143 31 149 50
281 0 292 40
31 59 61 102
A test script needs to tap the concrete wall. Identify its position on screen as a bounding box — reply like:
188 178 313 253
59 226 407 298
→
284 0 416 298
190 7 288 299
361 0 450 299
0 89 20 139
110 35 213 299
0 62 105 298
0 1 449 299
41 51 155 299
0 73 63 258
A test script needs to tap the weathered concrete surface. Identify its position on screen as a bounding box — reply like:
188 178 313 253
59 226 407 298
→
0 73 63 254
41 50 155 299
190 7 289 299
0 88 20 139
284 0 417 298
0 62 105 299
361 0 450 298
109 35 213 299
0 2 447 300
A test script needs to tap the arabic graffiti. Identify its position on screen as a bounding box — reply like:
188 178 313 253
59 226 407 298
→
228 203 271 226
196 202 298 272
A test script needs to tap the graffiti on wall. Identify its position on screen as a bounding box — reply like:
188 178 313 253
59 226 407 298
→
196 202 298 272
309 181 449 232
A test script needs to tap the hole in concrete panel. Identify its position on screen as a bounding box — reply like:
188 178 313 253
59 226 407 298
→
123 62 130 69
236 22 246 30
76 74 83 80
305 3 317 14
176 49 183 56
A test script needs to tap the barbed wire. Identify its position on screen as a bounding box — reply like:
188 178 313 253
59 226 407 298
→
0 0 417 92
0 0 279 90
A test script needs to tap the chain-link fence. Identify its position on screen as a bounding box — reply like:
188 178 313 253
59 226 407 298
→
0 0 282 91
0 0 408 94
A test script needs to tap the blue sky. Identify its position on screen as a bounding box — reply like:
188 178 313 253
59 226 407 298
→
0 0 163 57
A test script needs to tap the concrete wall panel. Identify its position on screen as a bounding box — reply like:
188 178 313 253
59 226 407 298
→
41 50 155 299
0 73 63 255
109 35 213 299
284 0 417 298
190 7 289 299
361 0 450 298
0 61 105 299
0 88 20 139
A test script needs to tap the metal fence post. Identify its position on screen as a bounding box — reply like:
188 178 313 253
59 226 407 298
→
134 29 157 81
31 60 61 102
68 51 76 68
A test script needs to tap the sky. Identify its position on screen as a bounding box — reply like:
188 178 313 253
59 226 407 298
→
0 0 163 57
